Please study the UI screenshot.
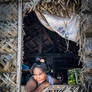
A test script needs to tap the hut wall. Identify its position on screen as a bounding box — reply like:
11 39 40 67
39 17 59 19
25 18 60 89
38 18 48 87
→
0 2 18 92
79 0 92 92
0 0 92 92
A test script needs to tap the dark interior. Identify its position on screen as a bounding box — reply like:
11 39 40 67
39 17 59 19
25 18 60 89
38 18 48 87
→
22 11 82 85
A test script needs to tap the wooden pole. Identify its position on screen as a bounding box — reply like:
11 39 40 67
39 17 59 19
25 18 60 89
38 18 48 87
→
74 69 78 84
16 0 22 92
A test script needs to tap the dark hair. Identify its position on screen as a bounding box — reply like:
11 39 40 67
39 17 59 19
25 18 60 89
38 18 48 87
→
35 57 41 62
35 56 44 62
31 63 47 74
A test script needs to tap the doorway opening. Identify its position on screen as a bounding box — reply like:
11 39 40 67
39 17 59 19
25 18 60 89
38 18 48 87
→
21 11 82 85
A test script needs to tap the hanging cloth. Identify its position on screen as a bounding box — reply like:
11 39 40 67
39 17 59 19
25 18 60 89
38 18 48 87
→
35 10 80 42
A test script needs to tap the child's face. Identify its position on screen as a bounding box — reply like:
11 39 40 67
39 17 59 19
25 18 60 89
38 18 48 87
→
40 59 45 62
33 67 46 84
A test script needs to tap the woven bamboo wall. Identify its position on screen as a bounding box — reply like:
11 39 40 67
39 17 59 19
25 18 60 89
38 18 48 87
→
0 3 17 92
78 0 92 92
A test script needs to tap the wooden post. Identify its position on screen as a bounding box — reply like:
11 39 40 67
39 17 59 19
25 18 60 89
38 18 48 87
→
74 69 78 84
16 0 22 92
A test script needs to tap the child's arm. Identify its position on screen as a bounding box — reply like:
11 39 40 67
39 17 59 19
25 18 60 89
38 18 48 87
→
26 78 37 92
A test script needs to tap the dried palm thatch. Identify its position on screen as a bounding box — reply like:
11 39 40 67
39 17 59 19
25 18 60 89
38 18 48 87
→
0 3 17 91
43 85 80 92
36 0 81 17
78 0 92 92
24 0 81 18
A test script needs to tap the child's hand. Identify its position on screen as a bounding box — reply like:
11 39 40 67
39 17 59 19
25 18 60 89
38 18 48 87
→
40 81 50 89
35 82 50 92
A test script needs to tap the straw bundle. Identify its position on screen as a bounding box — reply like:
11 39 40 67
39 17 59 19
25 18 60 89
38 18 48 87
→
36 0 81 17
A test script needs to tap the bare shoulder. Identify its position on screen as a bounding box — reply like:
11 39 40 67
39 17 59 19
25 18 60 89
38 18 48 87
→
27 77 36 84
26 77 37 92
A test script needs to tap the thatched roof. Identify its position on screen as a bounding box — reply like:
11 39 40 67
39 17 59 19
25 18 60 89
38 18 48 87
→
24 0 81 17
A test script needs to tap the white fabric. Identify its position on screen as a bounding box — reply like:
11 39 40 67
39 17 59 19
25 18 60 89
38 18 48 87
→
42 12 80 42
35 10 53 32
